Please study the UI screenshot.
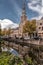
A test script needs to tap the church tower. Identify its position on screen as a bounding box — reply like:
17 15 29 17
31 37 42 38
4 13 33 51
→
19 0 27 37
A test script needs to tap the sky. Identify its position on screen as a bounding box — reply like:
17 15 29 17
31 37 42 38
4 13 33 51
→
0 0 43 23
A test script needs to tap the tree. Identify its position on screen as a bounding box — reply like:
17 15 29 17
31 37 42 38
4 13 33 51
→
1 29 6 36
23 20 36 35
0 41 2 52
0 24 2 52
31 20 36 32
0 24 2 36
7 27 13 36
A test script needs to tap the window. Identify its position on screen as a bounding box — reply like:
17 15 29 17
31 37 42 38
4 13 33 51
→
42 27 43 30
40 23 42 25
39 27 41 29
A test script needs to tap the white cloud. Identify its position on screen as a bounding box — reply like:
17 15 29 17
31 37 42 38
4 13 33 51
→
28 0 41 13
0 19 19 29
31 15 42 20
41 6 43 14
27 0 43 20
42 0 43 6
28 3 41 13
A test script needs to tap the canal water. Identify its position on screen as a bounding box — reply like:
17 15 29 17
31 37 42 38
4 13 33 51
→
0 38 19 56
1 47 19 56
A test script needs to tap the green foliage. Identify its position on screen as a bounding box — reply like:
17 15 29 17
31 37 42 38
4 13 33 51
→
23 20 36 34
0 24 1 36
26 58 33 65
0 39 5 53
0 52 13 65
0 52 23 65
24 55 34 65
9 56 23 65
0 51 36 65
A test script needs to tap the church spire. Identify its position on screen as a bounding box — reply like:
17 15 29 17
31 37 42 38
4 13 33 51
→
22 0 26 16
21 0 27 23
19 0 27 36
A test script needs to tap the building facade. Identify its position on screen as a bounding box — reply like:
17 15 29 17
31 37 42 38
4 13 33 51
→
10 28 19 38
36 18 43 38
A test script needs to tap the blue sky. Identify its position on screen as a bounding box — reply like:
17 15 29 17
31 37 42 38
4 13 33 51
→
0 0 42 23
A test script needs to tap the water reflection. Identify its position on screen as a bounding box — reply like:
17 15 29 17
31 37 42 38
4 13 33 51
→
1 47 19 56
